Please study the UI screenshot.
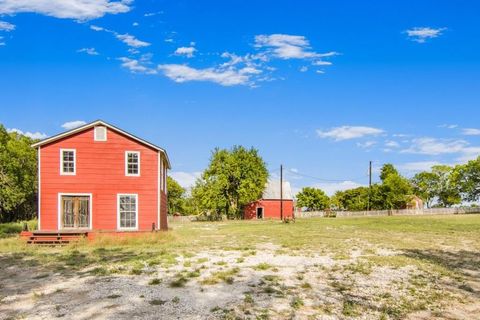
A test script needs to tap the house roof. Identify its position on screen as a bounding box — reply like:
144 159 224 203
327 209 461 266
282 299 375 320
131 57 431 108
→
262 179 294 200
31 120 171 169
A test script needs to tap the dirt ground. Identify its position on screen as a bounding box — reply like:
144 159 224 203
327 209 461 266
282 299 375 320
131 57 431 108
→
0 216 479 319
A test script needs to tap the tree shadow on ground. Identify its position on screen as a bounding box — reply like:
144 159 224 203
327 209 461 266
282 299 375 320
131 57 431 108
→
402 248 480 295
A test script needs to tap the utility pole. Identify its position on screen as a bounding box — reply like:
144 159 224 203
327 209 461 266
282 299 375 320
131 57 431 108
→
280 164 283 221
368 161 372 211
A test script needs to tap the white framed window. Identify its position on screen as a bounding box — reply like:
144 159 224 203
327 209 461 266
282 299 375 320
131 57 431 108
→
94 126 107 141
125 151 140 176
117 194 138 230
60 149 76 175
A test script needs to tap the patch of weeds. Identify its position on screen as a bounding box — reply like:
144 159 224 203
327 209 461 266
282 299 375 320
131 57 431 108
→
256 309 269 320
90 267 110 276
148 278 162 285
183 261 192 268
32 292 44 300
342 299 360 317
149 299 167 305
314 303 334 315
458 283 474 293
291 296 304 310
263 275 279 282
215 261 227 266
254 263 272 271
201 268 240 285
197 257 209 264
301 282 312 289
172 296 180 304
210 306 221 312
107 294 121 299
333 252 350 260
244 293 254 304
296 274 304 281
169 275 189 288
236 257 245 263
130 268 142 275
33 273 49 279
345 261 373 275
186 269 201 278
330 280 350 293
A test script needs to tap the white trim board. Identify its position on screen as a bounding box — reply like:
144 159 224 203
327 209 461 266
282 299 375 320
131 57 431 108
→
57 193 93 230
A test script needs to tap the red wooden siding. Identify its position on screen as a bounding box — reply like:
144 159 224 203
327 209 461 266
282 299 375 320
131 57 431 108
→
39 127 167 231
244 200 294 220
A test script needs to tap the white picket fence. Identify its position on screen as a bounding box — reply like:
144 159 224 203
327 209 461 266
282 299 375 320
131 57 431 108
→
297 207 480 218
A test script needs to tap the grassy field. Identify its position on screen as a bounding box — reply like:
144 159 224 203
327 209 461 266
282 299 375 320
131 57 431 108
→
0 215 479 319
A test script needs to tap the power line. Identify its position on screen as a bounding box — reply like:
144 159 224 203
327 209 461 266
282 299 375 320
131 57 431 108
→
285 168 368 183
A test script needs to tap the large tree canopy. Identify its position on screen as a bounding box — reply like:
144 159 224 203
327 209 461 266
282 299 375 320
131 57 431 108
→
167 176 186 215
296 187 329 211
0 125 38 222
192 146 268 220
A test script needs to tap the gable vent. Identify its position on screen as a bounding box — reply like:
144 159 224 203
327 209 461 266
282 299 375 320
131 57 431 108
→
94 126 107 141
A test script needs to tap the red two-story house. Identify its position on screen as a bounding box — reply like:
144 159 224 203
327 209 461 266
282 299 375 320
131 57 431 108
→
31 120 170 237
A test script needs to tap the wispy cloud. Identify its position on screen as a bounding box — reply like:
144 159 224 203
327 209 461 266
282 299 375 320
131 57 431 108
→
61 120 86 130
116 33 150 48
158 64 252 86
438 124 458 129
119 57 157 74
174 46 196 58
401 137 468 155
77 47 99 55
0 20 15 32
405 27 446 43
170 171 201 189
7 128 47 140
317 126 384 141
0 0 132 21
462 128 480 136
356 141 377 149
255 34 338 60
398 161 443 174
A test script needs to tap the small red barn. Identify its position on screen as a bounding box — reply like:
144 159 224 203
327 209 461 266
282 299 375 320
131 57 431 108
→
244 180 294 220
31 120 171 236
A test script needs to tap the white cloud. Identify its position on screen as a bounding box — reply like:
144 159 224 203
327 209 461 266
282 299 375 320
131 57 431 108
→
398 161 443 174
401 137 468 155
144 11 162 17
299 66 308 72
316 70 325 74
356 141 377 149
457 147 480 162
119 57 157 74
312 60 332 66
385 140 400 148
0 0 132 20
254 34 338 60
90 25 104 31
132 22 139 27
77 47 99 55
61 120 86 130
438 124 458 129
317 126 384 141
158 64 251 86
0 20 15 31
7 128 47 140
462 128 480 136
174 46 196 58
116 33 150 48
170 171 201 189
405 27 446 43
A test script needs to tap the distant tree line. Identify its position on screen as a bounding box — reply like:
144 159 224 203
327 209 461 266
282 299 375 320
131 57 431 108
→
295 160 480 212
0 125 38 223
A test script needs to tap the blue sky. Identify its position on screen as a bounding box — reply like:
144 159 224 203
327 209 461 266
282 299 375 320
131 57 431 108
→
1 0 480 194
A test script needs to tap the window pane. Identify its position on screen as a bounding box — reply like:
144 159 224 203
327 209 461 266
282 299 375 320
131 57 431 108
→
119 196 136 228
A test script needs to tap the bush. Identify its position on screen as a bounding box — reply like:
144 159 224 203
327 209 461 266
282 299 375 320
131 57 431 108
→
0 219 37 238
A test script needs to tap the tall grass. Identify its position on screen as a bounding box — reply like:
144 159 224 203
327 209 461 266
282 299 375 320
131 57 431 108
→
0 220 37 238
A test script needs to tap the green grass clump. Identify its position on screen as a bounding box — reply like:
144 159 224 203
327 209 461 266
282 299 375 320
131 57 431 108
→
342 300 360 316
169 275 189 288
291 296 304 309
254 263 273 271
201 268 240 285
148 278 162 285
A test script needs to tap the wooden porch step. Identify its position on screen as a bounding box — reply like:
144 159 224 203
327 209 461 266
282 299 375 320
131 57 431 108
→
27 231 88 245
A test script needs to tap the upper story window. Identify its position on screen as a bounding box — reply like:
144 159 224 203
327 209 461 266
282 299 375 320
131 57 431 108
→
94 126 107 141
60 149 76 175
125 151 140 176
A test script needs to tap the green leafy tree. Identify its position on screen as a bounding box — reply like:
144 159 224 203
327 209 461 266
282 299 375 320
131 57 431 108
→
296 187 329 211
192 146 268 220
381 172 413 209
0 125 38 222
380 164 399 182
167 176 186 215
411 171 438 208
455 157 480 202
431 165 461 207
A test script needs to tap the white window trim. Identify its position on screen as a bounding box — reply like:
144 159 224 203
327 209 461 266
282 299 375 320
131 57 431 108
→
60 149 76 175
38 147 41 230
57 193 93 230
157 152 161 230
117 193 139 231
94 126 107 141
125 151 141 177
